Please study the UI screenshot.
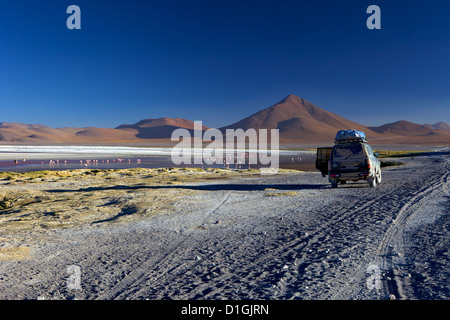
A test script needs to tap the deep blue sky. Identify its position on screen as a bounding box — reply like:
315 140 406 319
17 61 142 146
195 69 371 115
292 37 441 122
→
0 0 449 128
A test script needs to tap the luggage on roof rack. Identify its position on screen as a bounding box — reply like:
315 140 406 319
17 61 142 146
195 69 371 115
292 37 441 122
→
334 129 367 144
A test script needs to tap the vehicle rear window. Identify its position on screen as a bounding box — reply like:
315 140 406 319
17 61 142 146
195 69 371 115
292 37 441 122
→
333 145 364 159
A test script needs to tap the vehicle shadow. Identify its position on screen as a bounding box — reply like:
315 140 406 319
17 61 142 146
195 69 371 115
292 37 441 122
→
46 183 329 193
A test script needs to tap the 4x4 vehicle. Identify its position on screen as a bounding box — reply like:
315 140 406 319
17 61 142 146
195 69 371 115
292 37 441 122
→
316 130 382 188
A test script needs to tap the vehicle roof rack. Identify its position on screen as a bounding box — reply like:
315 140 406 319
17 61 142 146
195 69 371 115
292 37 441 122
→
334 129 367 144
334 137 367 144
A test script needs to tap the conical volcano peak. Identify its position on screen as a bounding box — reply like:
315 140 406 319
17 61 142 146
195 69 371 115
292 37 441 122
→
280 94 304 103
285 94 298 100
275 94 314 109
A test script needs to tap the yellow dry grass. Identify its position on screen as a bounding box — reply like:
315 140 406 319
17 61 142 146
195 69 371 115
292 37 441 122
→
0 167 292 235
0 246 31 261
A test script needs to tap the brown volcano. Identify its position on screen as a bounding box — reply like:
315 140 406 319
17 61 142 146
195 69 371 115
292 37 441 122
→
220 95 377 143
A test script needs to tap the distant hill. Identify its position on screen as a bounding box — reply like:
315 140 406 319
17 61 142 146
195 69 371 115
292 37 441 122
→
365 120 450 144
0 122 138 144
0 118 203 144
424 122 450 131
116 117 209 139
0 118 208 144
368 120 434 136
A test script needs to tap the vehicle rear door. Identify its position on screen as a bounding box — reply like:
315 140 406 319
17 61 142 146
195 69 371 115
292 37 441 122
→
331 144 366 172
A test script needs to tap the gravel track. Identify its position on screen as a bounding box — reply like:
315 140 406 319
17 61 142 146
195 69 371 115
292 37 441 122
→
0 153 448 300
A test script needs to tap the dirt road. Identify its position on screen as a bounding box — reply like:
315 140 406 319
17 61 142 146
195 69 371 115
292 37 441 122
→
0 153 448 300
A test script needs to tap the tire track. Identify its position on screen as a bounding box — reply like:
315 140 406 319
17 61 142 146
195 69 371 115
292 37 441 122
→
127 176 406 299
331 158 449 300
376 159 449 300
109 159 435 299
97 190 234 300
180 157 450 300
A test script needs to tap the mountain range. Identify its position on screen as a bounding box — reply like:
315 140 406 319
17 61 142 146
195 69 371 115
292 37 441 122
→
0 94 449 146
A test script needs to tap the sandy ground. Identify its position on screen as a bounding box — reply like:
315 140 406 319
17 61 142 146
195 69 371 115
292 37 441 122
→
0 153 448 300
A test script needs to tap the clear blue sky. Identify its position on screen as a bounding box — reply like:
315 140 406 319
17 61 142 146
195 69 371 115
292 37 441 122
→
0 0 449 128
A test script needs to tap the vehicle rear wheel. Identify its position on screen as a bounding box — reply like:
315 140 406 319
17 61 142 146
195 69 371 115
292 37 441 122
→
330 179 338 188
376 170 382 184
368 176 377 188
